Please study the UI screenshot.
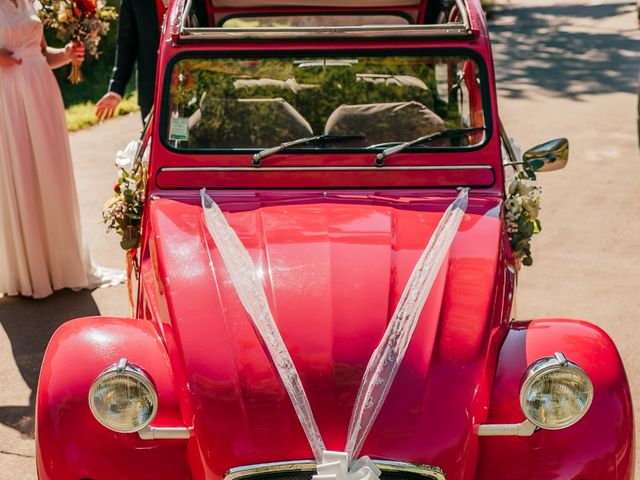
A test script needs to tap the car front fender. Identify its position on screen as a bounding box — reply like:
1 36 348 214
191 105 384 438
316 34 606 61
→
476 318 635 479
36 317 190 480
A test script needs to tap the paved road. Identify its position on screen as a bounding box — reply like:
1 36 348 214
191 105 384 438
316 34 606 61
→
0 0 638 477
492 0 640 435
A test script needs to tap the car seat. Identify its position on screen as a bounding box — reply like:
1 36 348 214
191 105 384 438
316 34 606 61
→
324 101 445 147
189 97 313 148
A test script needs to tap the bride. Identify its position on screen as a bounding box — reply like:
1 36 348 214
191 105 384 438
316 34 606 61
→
0 0 124 298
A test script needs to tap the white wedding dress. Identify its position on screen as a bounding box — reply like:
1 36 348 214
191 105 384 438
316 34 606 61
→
0 0 124 298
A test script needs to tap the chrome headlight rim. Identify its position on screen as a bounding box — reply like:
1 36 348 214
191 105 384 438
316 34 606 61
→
519 352 594 430
88 358 159 434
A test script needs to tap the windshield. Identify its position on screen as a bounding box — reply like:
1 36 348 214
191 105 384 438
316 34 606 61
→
164 52 488 152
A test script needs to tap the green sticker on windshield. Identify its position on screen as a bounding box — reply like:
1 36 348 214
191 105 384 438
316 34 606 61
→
169 117 189 141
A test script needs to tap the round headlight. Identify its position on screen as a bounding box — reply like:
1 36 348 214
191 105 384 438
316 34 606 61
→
520 352 593 430
88 358 158 433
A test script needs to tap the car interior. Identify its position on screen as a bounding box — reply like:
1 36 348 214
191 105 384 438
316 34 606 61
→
167 0 484 151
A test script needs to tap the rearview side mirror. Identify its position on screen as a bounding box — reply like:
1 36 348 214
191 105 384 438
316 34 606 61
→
523 138 569 172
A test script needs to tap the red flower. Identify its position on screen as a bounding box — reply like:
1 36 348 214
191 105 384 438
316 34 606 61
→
73 0 97 18
114 183 121 193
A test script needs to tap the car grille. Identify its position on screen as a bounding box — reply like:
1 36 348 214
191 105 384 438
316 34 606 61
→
224 460 446 480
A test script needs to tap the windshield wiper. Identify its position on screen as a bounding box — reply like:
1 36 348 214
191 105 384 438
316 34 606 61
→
252 134 364 167
374 127 486 167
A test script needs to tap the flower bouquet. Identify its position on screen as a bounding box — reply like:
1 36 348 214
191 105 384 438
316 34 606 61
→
103 140 148 311
37 0 117 83
506 158 543 268
103 141 147 251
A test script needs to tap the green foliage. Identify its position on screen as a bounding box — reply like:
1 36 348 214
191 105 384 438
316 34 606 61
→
65 92 139 132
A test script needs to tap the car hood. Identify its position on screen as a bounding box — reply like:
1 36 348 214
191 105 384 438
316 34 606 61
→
147 192 503 480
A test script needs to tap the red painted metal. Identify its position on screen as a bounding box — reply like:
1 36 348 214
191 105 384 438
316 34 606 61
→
35 317 190 480
477 319 635 480
35 0 634 478
144 192 502 479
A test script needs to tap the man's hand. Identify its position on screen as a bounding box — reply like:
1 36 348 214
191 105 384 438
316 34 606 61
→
65 42 85 65
0 49 22 68
96 92 122 121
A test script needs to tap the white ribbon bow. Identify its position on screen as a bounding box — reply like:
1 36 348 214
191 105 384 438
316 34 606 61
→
313 451 381 480
201 187 469 472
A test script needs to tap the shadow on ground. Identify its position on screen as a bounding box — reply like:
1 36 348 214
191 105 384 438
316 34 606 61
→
490 1 640 99
0 290 99 438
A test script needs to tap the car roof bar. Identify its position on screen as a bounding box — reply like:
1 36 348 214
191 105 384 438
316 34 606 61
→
177 0 473 41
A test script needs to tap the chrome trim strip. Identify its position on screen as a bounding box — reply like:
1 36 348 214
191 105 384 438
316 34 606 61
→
378 461 446 480
224 460 445 480
225 460 315 480
179 25 472 40
454 0 471 34
138 426 191 440
179 0 472 40
477 419 537 437
159 165 492 173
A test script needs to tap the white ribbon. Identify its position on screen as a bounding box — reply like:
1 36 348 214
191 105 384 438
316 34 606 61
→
201 188 469 470
201 190 325 460
313 451 381 480
345 188 469 459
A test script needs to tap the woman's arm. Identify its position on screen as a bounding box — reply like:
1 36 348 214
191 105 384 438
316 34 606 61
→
40 37 85 70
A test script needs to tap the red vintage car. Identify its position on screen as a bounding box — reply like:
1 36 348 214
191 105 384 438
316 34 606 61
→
35 0 634 479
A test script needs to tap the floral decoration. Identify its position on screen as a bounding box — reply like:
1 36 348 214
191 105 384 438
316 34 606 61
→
37 0 117 83
102 141 146 251
505 158 543 268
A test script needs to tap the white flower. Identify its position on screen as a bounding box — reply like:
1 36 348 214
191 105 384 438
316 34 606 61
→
516 182 531 196
505 198 521 213
125 177 138 190
115 140 141 172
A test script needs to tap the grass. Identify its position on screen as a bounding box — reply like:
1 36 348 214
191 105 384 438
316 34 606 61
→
65 92 139 132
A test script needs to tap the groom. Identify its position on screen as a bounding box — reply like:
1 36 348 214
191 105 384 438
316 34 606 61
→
95 0 162 122
96 0 207 122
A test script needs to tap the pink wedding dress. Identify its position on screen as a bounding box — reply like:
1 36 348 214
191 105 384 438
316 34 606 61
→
0 0 124 298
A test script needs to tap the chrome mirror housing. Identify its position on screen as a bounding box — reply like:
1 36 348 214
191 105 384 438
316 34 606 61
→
523 138 569 172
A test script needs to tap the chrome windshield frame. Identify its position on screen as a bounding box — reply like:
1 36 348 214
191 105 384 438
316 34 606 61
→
159 47 493 156
178 0 472 41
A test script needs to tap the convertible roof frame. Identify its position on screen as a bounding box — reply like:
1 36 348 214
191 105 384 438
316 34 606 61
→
177 0 473 41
